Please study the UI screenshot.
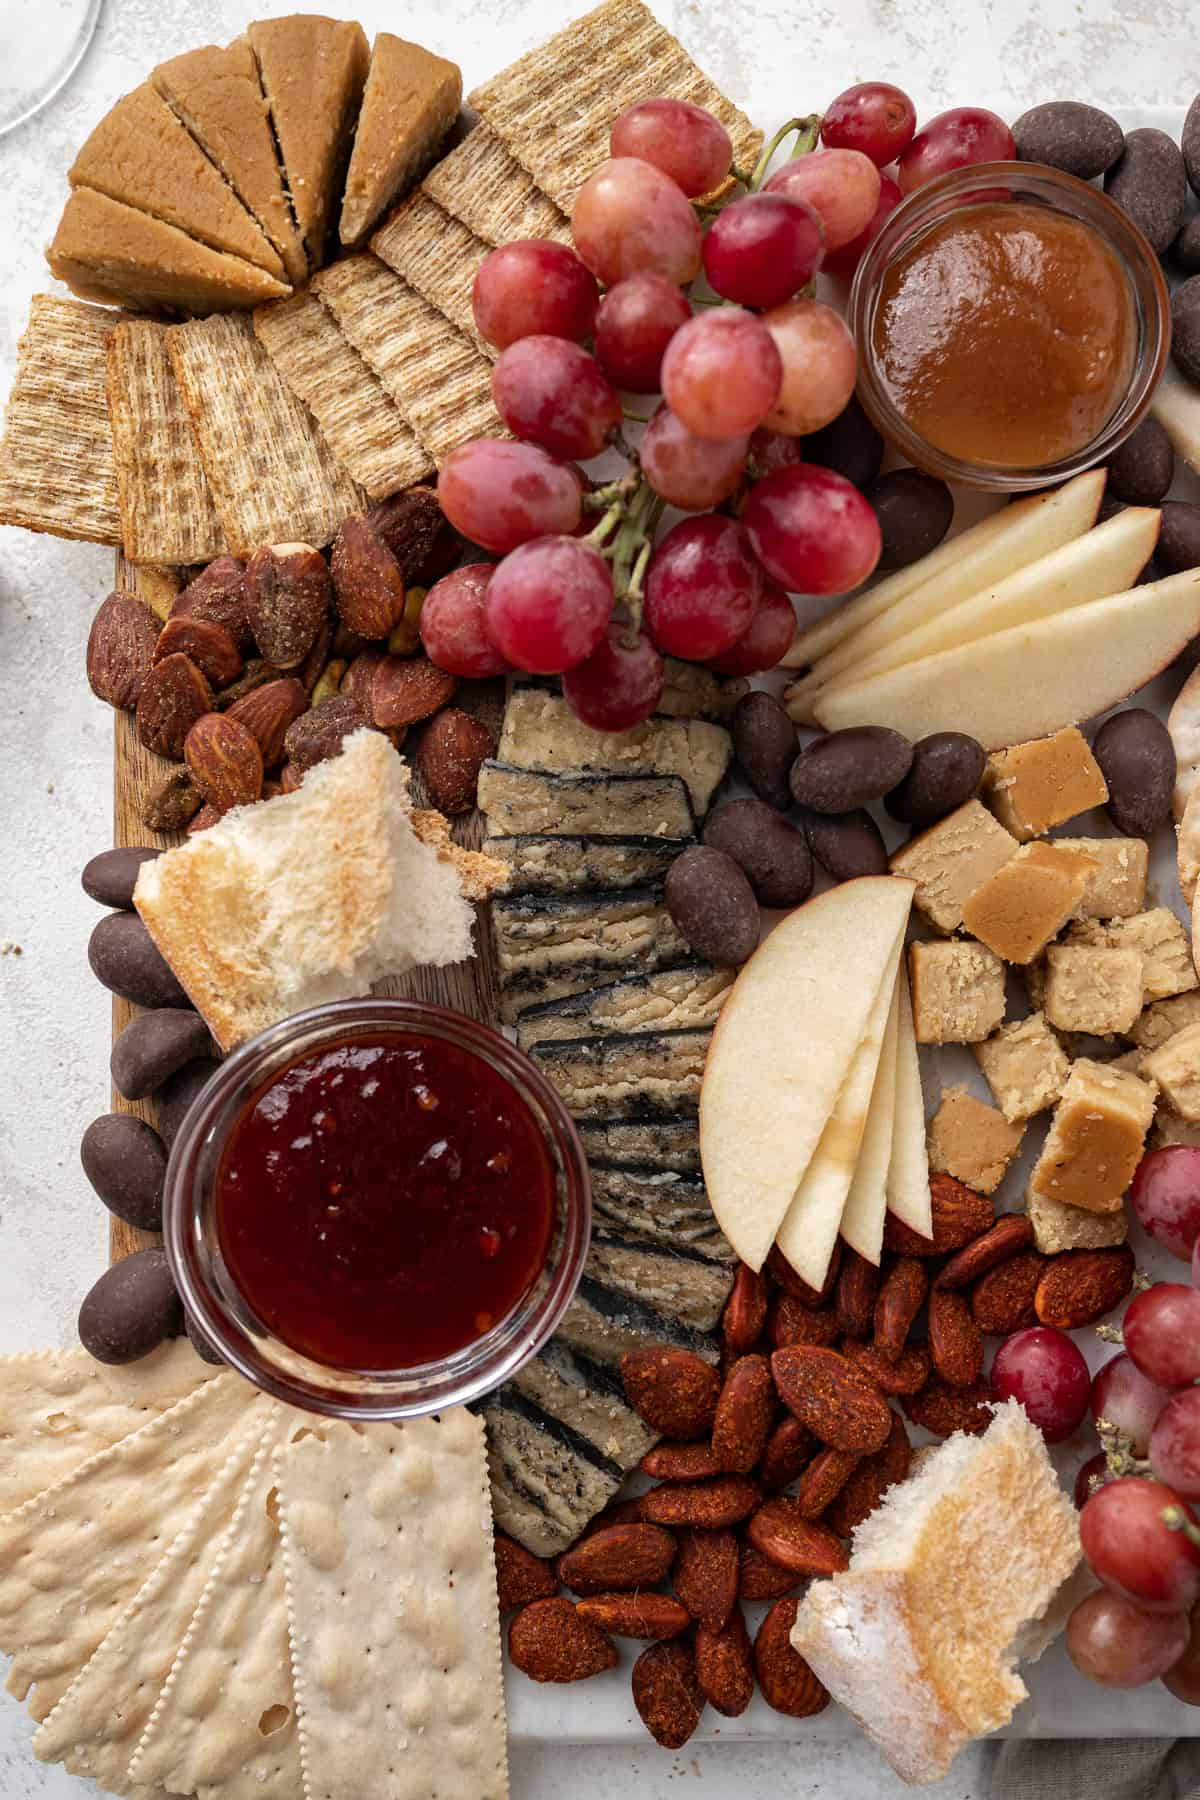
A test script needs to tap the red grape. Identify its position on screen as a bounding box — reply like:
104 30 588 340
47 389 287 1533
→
991 1326 1090 1443
594 272 691 392
897 107 1016 195
471 240 599 349
707 583 795 675
1066 1588 1191 1687
1164 1604 1200 1703
561 622 665 730
1131 1147 1200 1263
701 193 825 309
571 157 702 286
660 310 782 441
742 464 882 595
748 427 804 477
1079 1477 1200 1613
484 536 613 673
1091 1352 1173 1455
823 174 903 282
761 299 857 437
419 564 508 677
491 337 621 460
438 440 582 553
1151 1390 1200 1500
821 81 917 167
640 406 748 511
1075 1452 1113 1511
764 151 881 252
643 515 763 659
1195 1233 1200 1289
609 97 732 198
1125 1285 1200 1389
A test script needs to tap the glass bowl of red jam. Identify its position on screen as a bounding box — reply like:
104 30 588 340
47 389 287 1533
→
850 161 1170 491
164 999 591 1419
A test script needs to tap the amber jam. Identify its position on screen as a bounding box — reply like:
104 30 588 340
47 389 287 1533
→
215 1033 556 1372
871 199 1136 468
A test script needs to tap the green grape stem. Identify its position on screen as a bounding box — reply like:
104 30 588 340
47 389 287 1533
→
1094 1418 1151 1480
1162 1505 1200 1549
748 113 823 192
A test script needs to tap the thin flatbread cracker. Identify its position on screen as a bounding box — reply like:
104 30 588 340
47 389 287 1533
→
423 122 571 246
0 1373 257 1721
253 291 431 500
467 0 761 213
132 1418 302 1800
0 1341 214 1516
278 1413 507 1800
107 319 228 565
33 1415 266 1794
314 256 504 464
371 189 495 357
167 312 365 554
0 295 120 545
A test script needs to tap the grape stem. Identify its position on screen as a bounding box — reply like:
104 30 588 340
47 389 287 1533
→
748 113 823 192
1095 1417 1151 1481
1162 1505 1200 1549
1094 1323 1125 1346
586 500 625 549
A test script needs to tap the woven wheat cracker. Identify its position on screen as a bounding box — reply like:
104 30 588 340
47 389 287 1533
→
371 189 495 357
0 1374 257 1721
0 295 121 544
314 256 503 463
277 1412 507 1800
254 291 432 500
423 122 571 246
32 1414 266 1794
107 319 228 566
467 0 761 213
166 312 365 555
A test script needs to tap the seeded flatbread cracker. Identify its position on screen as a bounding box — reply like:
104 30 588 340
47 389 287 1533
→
423 122 571 246
166 312 366 555
0 1374 257 1721
106 319 228 566
371 188 494 357
467 0 761 213
132 1419 303 1800
0 1341 214 1516
314 255 503 464
253 291 432 500
0 295 121 545
277 1412 507 1800
33 1415 265 1794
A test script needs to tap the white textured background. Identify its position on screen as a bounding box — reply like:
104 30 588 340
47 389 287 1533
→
0 0 1198 1794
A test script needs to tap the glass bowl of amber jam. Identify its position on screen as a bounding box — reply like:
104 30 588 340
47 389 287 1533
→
850 160 1170 491
164 999 591 1419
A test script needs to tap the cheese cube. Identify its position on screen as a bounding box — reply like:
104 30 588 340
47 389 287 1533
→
1131 991 1200 1052
1044 945 1144 1037
1029 1057 1155 1212
1141 1022 1200 1122
1152 1105 1200 1150
909 939 1006 1044
890 801 1020 934
1025 1185 1129 1255
973 1012 1071 1122
982 727 1108 841
961 841 1097 964
928 1087 1024 1194
1069 909 1198 1004
1055 836 1148 920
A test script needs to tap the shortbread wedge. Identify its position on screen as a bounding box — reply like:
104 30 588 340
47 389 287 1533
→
340 33 461 244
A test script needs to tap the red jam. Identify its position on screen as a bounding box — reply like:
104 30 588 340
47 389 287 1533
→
215 1033 556 1371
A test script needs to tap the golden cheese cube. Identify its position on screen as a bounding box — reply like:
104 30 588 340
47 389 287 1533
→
1131 990 1200 1051
1044 944 1144 1037
1055 836 1149 920
1025 1184 1129 1255
908 939 1006 1044
890 800 1020 934
973 1012 1071 1122
1068 908 1198 1004
1029 1056 1155 1212
1141 1022 1200 1122
1152 1105 1200 1150
928 1086 1025 1194
960 841 1097 965
982 727 1108 841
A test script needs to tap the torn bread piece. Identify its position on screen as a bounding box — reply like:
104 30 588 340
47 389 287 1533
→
0 295 120 544
410 807 509 902
277 1413 507 1800
791 1400 1081 1786
423 122 571 246
372 188 494 355
166 310 364 554
106 318 228 565
253 289 431 499
134 731 476 1050
341 34 462 245
152 36 309 286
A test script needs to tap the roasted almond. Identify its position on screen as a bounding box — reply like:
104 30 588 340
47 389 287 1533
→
767 1294 840 1349
738 1543 803 1603
576 1592 689 1640
368 485 453 583
758 1414 816 1491
754 1599 830 1718
971 1250 1046 1335
840 1336 932 1396
883 1173 994 1255
620 1346 721 1441
836 1247 881 1340
639 1442 724 1483
556 1523 675 1595
723 1261 769 1356
639 1475 761 1530
141 766 202 832
136 653 213 760
245 542 331 668
226 677 310 767
1035 1245 1136 1329
173 554 252 649
826 1410 911 1537
153 614 242 688
934 1213 1035 1289
873 1256 929 1361
632 1639 705 1749
415 706 495 813
283 694 368 772
87 591 160 710
297 613 335 693
711 1354 775 1473
927 1288 985 1389
331 513 408 639
508 1597 617 1683
771 1345 893 1453
183 713 263 814
671 1527 739 1634
694 1605 755 1718
745 1498 849 1576
794 1447 860 1519
494 1533 557 1611
187 803 221 834
903 1373 994 1439
370 653 459 728
767 1241 842 1305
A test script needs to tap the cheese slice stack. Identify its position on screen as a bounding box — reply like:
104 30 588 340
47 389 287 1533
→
700 875 930 1289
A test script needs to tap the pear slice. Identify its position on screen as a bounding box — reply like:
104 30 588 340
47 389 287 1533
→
887 959 932 1240
838 968 901 1266
1152 369 1200 475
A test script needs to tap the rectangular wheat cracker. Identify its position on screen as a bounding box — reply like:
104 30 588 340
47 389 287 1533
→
314 255 504 462
0 295 121 543
277 1412 507 1800
423 123 571 246
468 0 762 213
32 1416 265 1792
106 318 229 565
166 312 365 554
0 1374 257 1721
372 188 495 356
253 290 431 500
